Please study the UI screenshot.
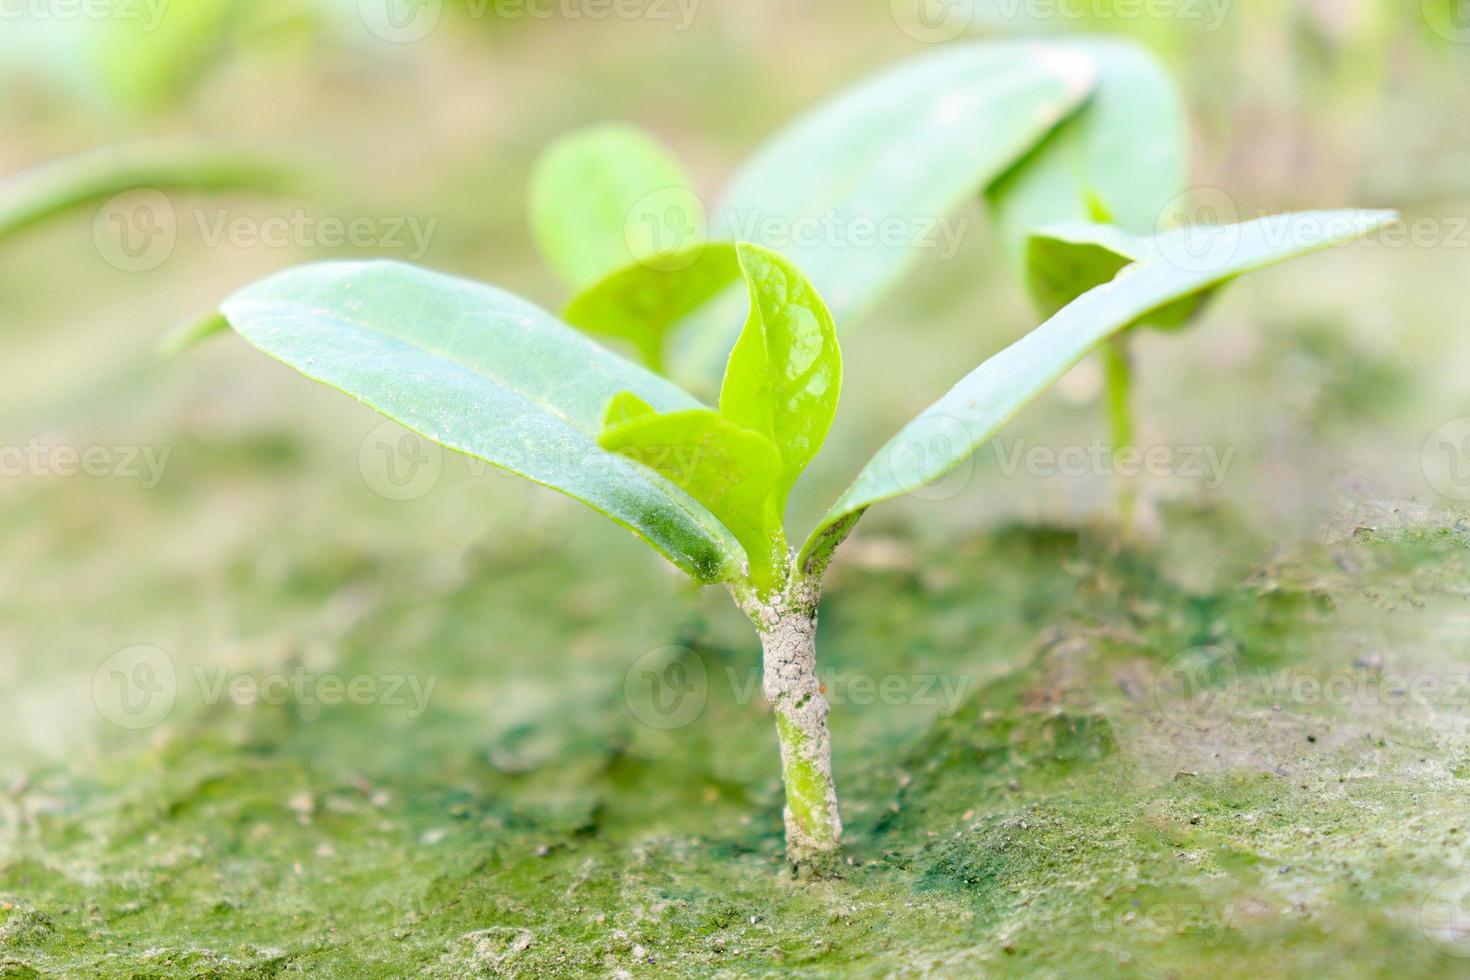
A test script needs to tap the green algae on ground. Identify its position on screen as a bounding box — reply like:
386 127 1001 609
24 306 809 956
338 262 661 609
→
2 494 1469 976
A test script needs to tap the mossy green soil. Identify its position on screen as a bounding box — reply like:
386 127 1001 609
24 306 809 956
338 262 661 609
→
3 458 1469 977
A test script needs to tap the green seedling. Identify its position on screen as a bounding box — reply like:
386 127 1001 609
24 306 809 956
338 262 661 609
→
195 209 1391 874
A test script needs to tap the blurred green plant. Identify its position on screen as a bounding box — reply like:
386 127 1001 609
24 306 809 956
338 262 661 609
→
0 141 308 245
193 206 1390 874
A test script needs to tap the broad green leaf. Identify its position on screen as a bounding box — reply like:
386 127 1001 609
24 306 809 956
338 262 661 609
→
719 243 841 502
600 408 785 593
216 260 744 583
986 39 1187 261
527 123 698 290
676 41 1096 378
0 142 305 242
798 210 1398 573
563 243 740 372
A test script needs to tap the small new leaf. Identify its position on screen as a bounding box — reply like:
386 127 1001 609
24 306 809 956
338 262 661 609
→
719 243 841 503
599 407 786 593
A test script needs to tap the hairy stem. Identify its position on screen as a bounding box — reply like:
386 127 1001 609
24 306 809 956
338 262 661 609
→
1102 333 1137 526
736 576 842 876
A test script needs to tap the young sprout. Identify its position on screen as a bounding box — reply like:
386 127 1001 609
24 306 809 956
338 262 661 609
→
196 210 1392 875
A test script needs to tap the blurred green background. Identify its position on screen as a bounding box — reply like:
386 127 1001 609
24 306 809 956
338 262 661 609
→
3 1 1470 976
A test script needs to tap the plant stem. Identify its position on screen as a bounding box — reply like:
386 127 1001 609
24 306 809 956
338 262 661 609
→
1101 333 1137 526
737 576 842 876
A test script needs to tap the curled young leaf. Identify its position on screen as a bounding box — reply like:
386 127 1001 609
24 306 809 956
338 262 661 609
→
719 243 841 504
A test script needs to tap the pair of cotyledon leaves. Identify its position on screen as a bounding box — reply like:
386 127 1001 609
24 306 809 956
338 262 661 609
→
216 209 1393 595
528 39 1200 380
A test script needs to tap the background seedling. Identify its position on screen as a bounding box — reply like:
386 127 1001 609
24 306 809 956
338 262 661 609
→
0 141 308 246
196 209 1391 874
